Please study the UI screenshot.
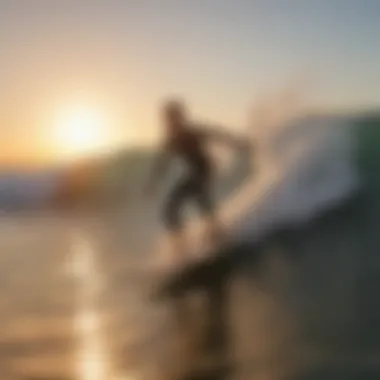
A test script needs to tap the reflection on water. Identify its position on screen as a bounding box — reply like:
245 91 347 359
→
1 195 380 380
70 231 111 380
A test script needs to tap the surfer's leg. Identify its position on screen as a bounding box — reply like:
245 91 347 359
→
203 212 223 251
163 178 192 262
195 177 223 250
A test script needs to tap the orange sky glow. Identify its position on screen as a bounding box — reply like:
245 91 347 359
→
1 1 379 168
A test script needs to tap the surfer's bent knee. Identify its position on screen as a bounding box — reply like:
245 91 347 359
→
163 199 182 232
198 186 215 217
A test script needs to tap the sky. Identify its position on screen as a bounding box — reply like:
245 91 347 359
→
0 0 379 166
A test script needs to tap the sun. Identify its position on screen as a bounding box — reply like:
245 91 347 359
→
53 106 109 160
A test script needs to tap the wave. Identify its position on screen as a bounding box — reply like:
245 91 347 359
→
226 114 361 243
0 112 373 215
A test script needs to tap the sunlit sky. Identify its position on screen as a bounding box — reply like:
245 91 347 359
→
1 0 379 166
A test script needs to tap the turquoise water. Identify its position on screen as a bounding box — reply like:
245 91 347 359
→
271 115 380 373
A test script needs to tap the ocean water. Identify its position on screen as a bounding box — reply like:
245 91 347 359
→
0 114 379 380
263 114 380 378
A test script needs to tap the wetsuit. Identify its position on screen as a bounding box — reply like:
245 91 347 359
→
161 125 215 232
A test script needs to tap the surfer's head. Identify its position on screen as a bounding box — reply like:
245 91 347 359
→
161 98 187 133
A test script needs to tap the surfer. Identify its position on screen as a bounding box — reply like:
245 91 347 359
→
145 98 249 263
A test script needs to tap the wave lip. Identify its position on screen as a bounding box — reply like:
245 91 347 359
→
228 114 361 244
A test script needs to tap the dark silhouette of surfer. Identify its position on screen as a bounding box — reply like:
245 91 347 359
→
145 98 250 264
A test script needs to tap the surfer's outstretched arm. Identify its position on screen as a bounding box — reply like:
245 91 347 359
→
201 125 250 150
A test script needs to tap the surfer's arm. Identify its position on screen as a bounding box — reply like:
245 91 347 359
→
201 125 250 150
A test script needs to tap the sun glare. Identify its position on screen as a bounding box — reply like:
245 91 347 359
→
53 106 110 160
